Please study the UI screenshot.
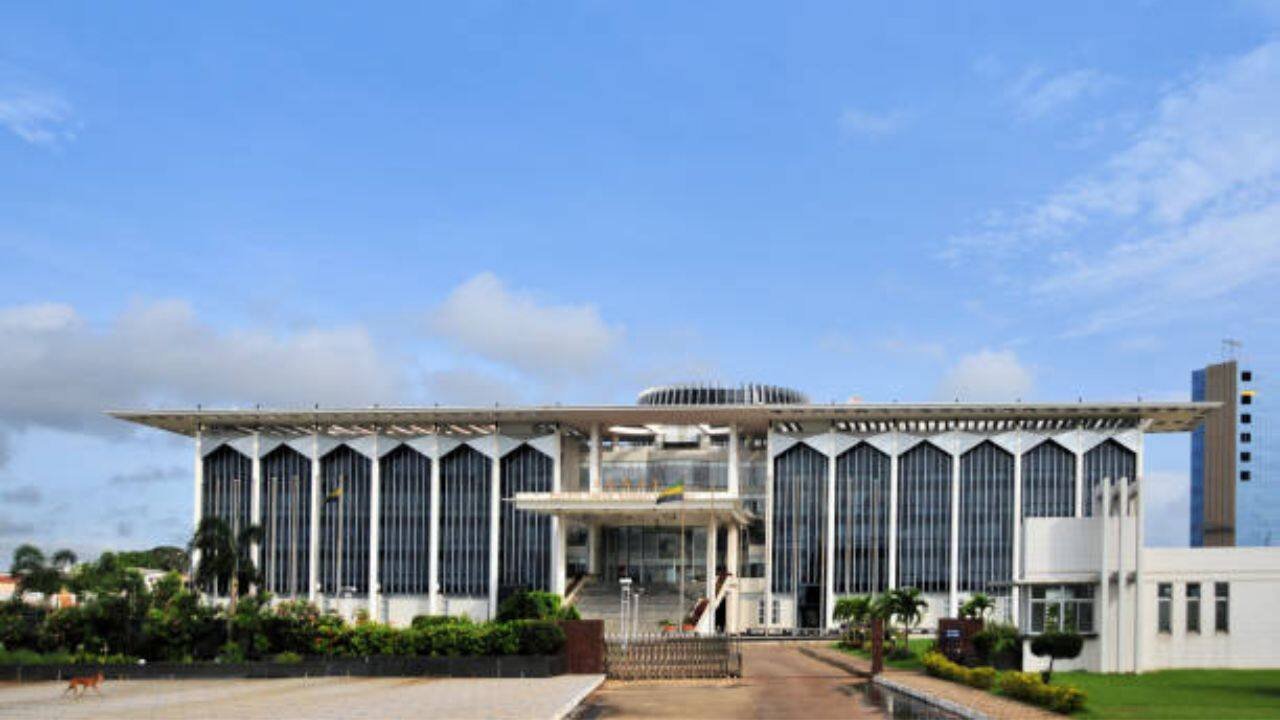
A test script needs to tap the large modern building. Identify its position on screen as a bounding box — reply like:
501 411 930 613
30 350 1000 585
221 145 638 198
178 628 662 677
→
114 382 1280 672
1191 359 1279 547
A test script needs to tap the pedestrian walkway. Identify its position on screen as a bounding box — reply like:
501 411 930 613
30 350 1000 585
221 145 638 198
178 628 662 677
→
800 646 1057 720
0 674 605 720
575 643 882 719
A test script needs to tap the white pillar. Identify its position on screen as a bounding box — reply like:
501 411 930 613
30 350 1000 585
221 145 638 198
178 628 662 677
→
1074 428 1085 517
428 434 441 614
250 431 262 586
551 428 566 596
888 431 899 590
589 424 602 493
949 443 961 618
764 428 775 628
704 518 717 635
192 427 204 583
309 433 321 602
1133 432 1146 673
368 433 381 621
726 523 740 633
728 425 740 496
588 524 601 576
1098 476 1111 673
1011 429 1022 627
488 432 501 620
1116 473 1127 672
824 429 837 630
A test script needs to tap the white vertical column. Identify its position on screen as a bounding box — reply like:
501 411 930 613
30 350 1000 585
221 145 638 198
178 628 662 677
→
824 429 837 630
309 432 321 602
589 424 602 493
368 433 381 621
550 428 566 596
488 432 501 620
428 434 441 614
1133 431 1146 673
251 431 262 581
1116 472 1127 672
887 431 899 590
725 523 740 633
1074 428 1085 517
705 518 718 629
764 427 775 628
1098 476 1112 673
1011 429 1022 627
949 440 961 618
727 425 740 496
192 427 205 583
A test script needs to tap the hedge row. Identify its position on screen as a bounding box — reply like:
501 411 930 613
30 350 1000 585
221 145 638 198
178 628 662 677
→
996 671 1086 714
920 652 995 690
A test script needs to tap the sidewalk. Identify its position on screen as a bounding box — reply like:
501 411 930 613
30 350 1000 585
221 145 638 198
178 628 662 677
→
800 646 1057 720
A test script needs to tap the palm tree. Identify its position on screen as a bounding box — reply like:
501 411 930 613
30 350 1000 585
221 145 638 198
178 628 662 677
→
189 517 263 617
51 549 78 573
9 544 61 601
959 592 995 621
833 595 874 645
888 587 929 652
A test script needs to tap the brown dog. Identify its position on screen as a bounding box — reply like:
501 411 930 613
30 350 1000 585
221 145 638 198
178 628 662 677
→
64 671 104 697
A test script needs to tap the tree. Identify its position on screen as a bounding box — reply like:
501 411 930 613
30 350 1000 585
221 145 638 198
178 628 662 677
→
51 549 78 572
959 593 995 621
1030 630 1084 683
833 595 873 646
886 587 929 652
188 517 263 619
10 544 63 601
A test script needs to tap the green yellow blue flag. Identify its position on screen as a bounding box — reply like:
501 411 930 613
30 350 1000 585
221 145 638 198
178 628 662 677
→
656 482 684 504
324 485 344 504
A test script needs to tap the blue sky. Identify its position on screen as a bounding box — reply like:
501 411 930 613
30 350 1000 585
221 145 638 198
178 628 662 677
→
2 2 1279 560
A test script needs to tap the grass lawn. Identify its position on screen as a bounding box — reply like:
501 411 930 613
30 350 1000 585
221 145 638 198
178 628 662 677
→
833 636 934 671
1054 669 1280 719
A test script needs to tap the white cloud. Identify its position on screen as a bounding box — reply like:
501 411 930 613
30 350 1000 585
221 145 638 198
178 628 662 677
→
0 299 405 446
0 90 75 146
1143 469 1190 547
429 272 623 379
935 349 1033 402
839 108 909 138
1009 67 1113 120
422 368 525 406
0 485 42 505
948 41 1280 334
109 464 187 486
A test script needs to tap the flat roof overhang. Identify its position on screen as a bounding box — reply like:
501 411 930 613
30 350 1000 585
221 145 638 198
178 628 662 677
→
108 400 1218 437
513 492 752 526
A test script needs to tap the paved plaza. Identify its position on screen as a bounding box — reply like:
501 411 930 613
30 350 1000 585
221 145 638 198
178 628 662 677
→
0 674 604 720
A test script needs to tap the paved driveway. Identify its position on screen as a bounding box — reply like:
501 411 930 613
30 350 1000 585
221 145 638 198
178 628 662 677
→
574 643 882 719
0 674 604 720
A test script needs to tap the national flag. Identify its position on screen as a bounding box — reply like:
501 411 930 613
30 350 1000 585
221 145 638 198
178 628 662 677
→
324 485 344 504
656 483 684 504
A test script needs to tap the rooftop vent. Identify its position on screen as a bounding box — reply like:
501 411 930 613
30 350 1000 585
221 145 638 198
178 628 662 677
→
636 382 808 406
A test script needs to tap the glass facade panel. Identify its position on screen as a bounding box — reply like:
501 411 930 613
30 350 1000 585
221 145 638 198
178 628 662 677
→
959 442 1013 596
1215 582 1229 633
200 445 253 596
897 442 952 593
260 446 312 598
1158 583 1172 633
1186 582 1201 633
771 444 827 596
499 444 553 595
834 443 890 594
1022 440 1075 518
439 445 491 597
319 446 371 596
379 445 431 595
1083 440 1136 516
1027 584 1094 634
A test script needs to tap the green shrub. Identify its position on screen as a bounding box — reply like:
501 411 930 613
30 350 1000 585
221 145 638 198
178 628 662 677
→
483 623 520 656
495 591 567 622
921 652 996 689
972 622 1021 669
997 671 1086 714
1029 631 1084 682
274 651 303 664
510 620 565 655
216 640 246 663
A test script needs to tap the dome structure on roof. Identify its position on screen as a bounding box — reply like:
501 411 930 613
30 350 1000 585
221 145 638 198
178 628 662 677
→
636 382 808 406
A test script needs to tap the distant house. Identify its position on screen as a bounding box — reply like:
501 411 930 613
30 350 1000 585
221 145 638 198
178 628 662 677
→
0 573 16 602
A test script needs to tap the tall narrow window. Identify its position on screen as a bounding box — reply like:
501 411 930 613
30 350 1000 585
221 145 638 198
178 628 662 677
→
1186 583 1201 634
1157 583 1172 633
1215 582 1229 633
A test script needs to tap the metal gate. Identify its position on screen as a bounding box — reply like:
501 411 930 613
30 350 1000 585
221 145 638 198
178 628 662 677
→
604 634 742 680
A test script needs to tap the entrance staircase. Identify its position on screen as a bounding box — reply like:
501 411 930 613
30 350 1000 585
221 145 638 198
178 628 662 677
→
569 576 703 634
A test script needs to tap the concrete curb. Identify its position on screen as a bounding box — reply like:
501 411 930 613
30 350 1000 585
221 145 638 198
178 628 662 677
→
552 674 605 720
797 647 989 720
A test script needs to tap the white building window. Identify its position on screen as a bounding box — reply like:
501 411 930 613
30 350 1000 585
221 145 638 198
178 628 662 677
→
1186 583 1201 634
1158 583 1172 633
1214 582 1229 633
1028 584 1094 634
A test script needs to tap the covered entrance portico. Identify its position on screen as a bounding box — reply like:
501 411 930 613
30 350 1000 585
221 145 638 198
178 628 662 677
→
514 492 751 634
